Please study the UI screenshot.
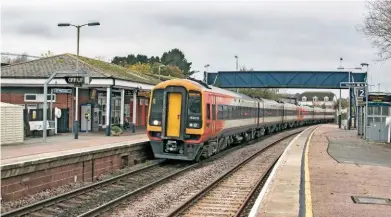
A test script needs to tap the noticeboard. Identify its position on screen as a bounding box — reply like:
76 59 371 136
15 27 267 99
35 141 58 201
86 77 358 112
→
137 91 150 98
366 94 391 103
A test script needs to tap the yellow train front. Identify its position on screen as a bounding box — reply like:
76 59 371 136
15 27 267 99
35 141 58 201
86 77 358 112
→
147 79 206 161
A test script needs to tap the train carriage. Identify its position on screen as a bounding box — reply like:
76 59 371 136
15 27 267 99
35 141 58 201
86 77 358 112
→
147 78 335 161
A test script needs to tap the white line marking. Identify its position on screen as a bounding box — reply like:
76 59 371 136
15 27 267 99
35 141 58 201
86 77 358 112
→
247 127 314 217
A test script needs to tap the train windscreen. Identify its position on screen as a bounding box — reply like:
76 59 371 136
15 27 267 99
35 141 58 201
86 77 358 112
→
187 91 202 128
149 89 164 126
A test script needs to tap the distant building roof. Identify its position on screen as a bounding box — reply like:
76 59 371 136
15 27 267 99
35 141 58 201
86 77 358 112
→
0 53 160 85
298 91 335 101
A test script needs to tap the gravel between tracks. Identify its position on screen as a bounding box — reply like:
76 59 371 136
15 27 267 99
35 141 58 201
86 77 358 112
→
0 159 162 213
108 131 299 217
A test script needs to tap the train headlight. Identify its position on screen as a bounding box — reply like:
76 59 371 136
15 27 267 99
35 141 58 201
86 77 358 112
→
152 120 161 126
188 122 200 128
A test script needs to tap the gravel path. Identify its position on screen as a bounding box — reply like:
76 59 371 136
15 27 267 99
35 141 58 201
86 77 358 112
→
0 159 162 213
107 131 299 217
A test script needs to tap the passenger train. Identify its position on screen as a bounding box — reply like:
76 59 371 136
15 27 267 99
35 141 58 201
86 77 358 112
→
147 78 335 161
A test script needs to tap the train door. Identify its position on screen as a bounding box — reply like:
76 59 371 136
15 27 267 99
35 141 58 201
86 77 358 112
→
205 94 212 134
257 102 260 127
166 92 182 137
212 95 217 137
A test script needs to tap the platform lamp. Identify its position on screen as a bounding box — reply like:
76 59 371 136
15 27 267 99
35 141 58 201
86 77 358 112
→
204 64 210 82
360 63 369 139
58 21 100 139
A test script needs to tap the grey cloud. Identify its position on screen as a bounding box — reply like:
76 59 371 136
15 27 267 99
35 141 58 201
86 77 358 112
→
14 23 53 38
1 0 390 91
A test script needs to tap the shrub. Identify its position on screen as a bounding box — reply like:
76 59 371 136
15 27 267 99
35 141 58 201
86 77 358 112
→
111 126 123 136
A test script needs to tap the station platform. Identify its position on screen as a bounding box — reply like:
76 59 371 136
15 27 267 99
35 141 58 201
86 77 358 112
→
1 129 147 165
249 124 391 217
1 129 151 201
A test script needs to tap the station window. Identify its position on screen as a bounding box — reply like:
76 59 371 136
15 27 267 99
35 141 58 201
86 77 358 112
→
382 107 389 116
25 94 37 101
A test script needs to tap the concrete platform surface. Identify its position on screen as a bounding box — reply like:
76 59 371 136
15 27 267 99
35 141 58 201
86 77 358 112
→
310 125 391 217
249 126 317 217
249 124 391 217
1 132 148 165
328 134 391 168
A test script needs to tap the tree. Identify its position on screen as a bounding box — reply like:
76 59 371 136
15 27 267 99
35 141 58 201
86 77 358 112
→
128 63 151 74
41 50 54 58
94 56 106 61
150 63 185 78
10 53 29 64
111 49 194 77
334 98 348 110
359 0 391 60
161 49 193 77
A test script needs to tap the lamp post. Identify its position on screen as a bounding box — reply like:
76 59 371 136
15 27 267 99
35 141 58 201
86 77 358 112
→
58 21 100 139
337 66 363 129
234 55 239 71
158 64 165 80
204 64 210 82
361 63 369 139
235 55 239 92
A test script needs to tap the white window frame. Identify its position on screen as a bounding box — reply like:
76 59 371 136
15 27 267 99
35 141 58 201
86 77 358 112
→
24 93 56 103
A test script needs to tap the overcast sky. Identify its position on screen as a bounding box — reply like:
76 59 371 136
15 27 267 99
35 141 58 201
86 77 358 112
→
2 0 391 97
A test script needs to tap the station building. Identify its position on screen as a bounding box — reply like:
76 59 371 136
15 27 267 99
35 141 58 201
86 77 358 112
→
0 53 160 135
360 92 391 142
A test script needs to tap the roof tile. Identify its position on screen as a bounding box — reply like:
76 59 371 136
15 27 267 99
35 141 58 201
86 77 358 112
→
1 53 160 85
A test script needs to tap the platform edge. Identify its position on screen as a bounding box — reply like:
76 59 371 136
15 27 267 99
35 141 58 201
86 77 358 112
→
247 126 315 217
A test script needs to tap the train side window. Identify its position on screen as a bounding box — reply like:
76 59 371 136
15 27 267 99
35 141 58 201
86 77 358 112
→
223 105 228 119
218 105 223 120
206 103 211 120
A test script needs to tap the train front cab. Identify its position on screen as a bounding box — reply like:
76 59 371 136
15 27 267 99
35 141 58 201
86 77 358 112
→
147 80 206 161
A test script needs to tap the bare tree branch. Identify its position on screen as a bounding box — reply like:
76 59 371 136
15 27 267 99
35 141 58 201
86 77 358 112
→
358 0 391 60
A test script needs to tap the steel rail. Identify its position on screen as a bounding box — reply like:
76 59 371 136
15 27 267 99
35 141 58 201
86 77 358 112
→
4 127 305 217
164 133 294 217
2 160 164 217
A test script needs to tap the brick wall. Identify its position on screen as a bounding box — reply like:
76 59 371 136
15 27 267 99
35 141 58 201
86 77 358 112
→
1 148 149 201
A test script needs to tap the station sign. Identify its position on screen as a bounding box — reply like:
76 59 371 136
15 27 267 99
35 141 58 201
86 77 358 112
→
340 82 367 88
65 76 85 86
53 88 72 94
356 88 366 98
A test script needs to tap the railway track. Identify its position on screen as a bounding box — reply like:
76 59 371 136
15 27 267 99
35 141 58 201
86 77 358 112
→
3 128 303 217
2 160 191 217
165 135 291 217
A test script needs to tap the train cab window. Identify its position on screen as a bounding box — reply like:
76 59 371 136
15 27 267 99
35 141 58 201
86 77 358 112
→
188 91 202 128
149 89 164 126
206 104 211 120
188 91 202 114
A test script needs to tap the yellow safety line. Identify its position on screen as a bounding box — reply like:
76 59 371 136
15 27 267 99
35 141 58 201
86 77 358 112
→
304 128 316 217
